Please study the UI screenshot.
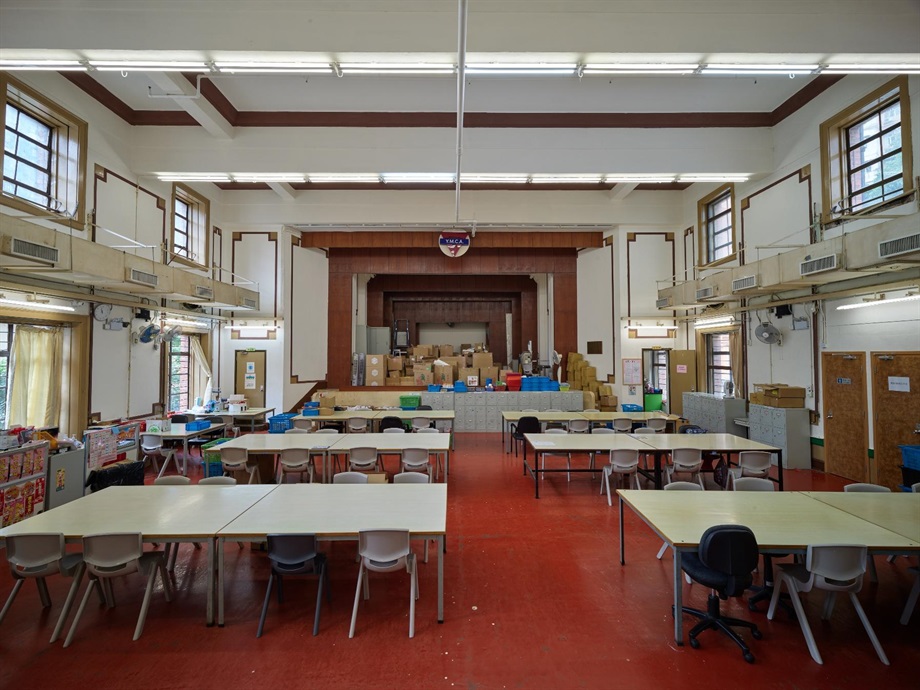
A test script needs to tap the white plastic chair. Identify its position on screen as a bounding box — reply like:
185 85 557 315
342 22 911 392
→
600 449 640 505
732 477 774 492
285 428 312 434
768 544 889 666
843 483 891 493
400 447 432 481
646 418 667 433
347 447 381 473
588 427 615 469
278 448 314 483
0 533 86 643
220 446 261 484
140 433 179 477
667 448 705 489
568 419 590 434
912 482 920 493
292 418 315 431
383 427 406 433
414 428 443 478
349 529 418 638
347 417 369 434
198 476 237 485
543 410 566 431
333 472 369 484
728 451 772 490
394 472 434 561
411 417 432 432
656 482 703 582
64 533 172 647
153 475 191 486
152 475 198 567
612 418 633 433
540 429 571 481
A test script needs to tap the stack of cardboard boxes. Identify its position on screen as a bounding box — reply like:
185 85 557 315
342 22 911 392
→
750 383 806 408
363 343 503 387
566 352 617 410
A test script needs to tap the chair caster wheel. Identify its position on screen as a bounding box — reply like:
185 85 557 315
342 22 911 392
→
752 629 763 640
689 637 700 649
748 601 758 612
743 652 755 664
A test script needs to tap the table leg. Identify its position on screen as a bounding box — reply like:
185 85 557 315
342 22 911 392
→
618 493 625 565
654 451 663 489
182 439 190 475
777 451 784 491
218 537 225 627
444 450 450 480
206 537 214 626
673 548 683 645
534 452 541 499
437 535 444 623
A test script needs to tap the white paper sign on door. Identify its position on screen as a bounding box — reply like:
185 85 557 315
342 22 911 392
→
246 362 255 373
888 376 910 393
244 373 257 390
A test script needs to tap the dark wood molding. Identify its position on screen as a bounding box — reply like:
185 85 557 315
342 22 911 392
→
215 181 690 192
302 230 603 249
739 166 812 266
62 72 197 125
769 75 846 125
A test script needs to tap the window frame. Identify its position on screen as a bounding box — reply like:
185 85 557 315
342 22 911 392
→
1 75 87 226
169 183 210 270
167 333 191 413
0 323 13 429
705 331 733 394
697 184 736 268
820 76 914 225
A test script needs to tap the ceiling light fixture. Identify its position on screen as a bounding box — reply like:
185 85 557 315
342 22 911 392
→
156 173 232 182
835 291 920 310
0 59 87 71
338 63 455 75
465 63 578 76
461 174 530 183
582 63 698 75
822 64 920 74
163 317 210 328
214 61 332 74
701 64 819 75
89 61 210 72
678 174 750 183
605 174 676 183
0 294 76 313
382 172 456 184
529 174 604 184
693 315 735 329
231 173 306 183
307 173 382 184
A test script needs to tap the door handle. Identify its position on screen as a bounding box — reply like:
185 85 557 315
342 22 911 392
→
826 411 833 419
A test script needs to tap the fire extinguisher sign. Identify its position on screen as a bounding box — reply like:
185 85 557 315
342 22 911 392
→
438 230 471 258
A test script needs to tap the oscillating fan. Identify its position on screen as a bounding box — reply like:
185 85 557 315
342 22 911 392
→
551 350 563 382
754 321 782 346
138 323 160 343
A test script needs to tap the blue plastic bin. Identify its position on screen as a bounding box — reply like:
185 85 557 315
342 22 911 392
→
268 413 297 433
621 403 644 412
899 445 920 471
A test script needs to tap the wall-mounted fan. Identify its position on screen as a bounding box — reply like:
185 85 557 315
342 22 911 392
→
137 323 160 343
152 325 181 350
754 321 782 346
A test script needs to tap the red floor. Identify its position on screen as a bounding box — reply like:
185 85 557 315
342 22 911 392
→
1 433 917 689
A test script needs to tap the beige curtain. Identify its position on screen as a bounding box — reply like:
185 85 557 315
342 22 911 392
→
188 335 212 407
8 326 64 427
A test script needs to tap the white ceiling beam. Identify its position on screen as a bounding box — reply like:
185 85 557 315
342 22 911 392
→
608 183 638 201
145 72 234 140
267 182 298 200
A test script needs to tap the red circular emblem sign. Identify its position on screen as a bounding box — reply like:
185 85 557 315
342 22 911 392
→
438 230 471 258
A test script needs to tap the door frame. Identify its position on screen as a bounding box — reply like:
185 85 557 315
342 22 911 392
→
235 349 267 408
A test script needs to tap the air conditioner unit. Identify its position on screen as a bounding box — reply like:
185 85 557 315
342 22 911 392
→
194 285 214 300
731 275 759 292
696 286 715 301
125 267 159 288
1 236 60 265
237 296 258 310
799 254 839 277
655 296 672 309
878 232 920 261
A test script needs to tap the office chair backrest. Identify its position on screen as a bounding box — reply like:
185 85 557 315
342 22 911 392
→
379 416 404 432
516 416 541 435
678 425 707 434
697 525 759 597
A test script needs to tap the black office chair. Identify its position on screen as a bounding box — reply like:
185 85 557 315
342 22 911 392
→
511 416 541 458
379 416 406 433
678 524 762 663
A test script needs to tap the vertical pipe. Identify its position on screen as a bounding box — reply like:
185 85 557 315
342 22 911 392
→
455 0 469 224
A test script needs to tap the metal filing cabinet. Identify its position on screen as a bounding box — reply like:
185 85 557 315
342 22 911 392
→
748 404 811 469
682 393 747 436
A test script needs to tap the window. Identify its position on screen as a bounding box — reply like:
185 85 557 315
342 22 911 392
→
0 323 12 428
650 349 668 403
1 76 87 223
697 185 735 267
706 333 732 394
170 183 210 268
821 77 913 222
167 333 191 413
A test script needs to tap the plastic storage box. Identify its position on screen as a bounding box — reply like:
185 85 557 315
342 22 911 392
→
899 445 920 471
399 394 421 410
268 413 298 433
185 420 211 431
201 438 232 477
621 403 644 412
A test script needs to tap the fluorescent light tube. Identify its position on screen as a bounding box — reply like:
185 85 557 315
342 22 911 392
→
339 63 455 75
605 175 676 183
163 318 209 327
156 173 232 182
215 62 332 74
583 63 698 75
466 63 577 76
0 60 86 71
307 174 381 183
679 175 750 183
461 174 530 183
836 293 920 310
382 173 455 184
530 175 603 184
89 61 210 72
693 316 735 329
0 297 75 313
231 174 306 183
701 64 818 75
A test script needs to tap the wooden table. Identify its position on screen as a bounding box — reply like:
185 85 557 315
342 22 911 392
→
216 484 447 627
0 484 276 627
150 422 227 478
215 432 341 482
616 489 920 645
329 432 452 480
523 432 652 498
802 492 920 541
632 432 784 490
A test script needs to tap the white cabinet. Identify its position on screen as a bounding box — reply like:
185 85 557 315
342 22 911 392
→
682 393 747 436
748 404 811 469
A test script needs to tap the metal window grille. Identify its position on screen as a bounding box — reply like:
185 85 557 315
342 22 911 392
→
2 103 55 209
705 191 733 263
845 100 903 213
706 333 732 394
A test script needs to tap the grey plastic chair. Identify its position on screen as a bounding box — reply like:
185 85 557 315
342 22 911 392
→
347 446 380 473
411 417 432 432
400 447 432 481
394 472 433 561
728 451 772 489
347 417 369 434
349 529 418 638
732 477 774 491
333 472 369 484
666 448 705 489
198 476 237 485
843 483 891 493
153 475 191 486
646 418 667 433
600 449 640 505
0 533 85 643
64 532 172 647
278 448 314 483
292 418 314 431
220 446 261 484
257 534 329 637
140 433 178 477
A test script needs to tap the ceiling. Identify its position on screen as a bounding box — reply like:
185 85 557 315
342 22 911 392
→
1 1 918 191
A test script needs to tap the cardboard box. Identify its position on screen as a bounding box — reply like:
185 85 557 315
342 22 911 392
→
472 352 493 369
441 356 464 374
583 366 597 380
439 344 454 357
387 356 403 372
400 376 416 386
385 376 400 386
764 385 806 398
414 345 434 357
433 363 454 384
366 472 388 484
364 354 387 386
763 397 805 408
459 367 479 384
749 391 766 405
413 363 433 386
481 366 499 385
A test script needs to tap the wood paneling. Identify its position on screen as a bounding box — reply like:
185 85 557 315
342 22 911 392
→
304 232 602 250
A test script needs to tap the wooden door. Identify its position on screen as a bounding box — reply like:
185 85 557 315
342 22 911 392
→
871 352 920 489
235 350 266 407
668 350 697 417
821 352 868 482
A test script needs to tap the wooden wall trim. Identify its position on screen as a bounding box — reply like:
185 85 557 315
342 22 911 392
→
301 231 603 250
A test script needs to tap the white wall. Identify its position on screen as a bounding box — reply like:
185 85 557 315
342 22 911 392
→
576 245 614 379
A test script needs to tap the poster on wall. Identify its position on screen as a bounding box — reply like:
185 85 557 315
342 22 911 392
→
244 373 257 390
622 358 642 385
